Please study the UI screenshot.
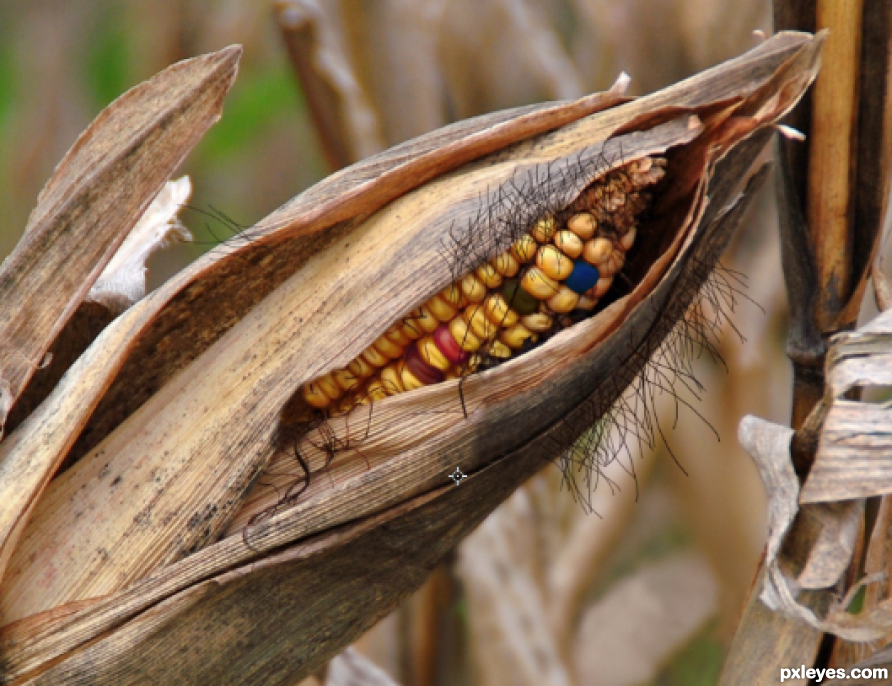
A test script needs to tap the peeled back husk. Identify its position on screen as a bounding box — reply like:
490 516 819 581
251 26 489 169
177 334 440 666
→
0 32 822 684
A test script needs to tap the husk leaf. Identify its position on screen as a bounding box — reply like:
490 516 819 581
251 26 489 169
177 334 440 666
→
0 45 241 581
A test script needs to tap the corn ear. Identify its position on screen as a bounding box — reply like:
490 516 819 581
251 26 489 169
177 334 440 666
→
0 32 822 684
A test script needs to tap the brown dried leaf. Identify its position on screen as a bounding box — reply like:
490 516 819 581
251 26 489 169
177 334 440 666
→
738 413 892 643
802 307 892 502
0 45 240 577
0 47 239 436
797 501 863 590
723 416 826 686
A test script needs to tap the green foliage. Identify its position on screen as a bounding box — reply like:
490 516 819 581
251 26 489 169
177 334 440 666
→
651 622 725 686
0 40 15 133
197 64 303 164
848 585 866 615
85 5 131 109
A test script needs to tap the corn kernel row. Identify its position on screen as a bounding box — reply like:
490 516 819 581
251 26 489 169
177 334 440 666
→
302 156 666 414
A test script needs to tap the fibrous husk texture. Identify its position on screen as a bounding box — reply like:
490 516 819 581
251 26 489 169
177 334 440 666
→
738 304 892 648
0 33 821 684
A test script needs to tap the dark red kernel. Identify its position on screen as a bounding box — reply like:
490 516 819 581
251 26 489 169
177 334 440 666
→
405 343 445 385
433 325 468 364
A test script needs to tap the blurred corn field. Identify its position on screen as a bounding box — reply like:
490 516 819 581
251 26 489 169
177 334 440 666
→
0 1 817 684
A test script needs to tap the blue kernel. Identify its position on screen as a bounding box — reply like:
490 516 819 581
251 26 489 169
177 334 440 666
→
564 260 600 294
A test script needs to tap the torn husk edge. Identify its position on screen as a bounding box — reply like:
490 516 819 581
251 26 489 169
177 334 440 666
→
0 35 821 684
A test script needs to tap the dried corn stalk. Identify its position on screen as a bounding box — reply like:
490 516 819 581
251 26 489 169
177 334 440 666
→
0 33 821 684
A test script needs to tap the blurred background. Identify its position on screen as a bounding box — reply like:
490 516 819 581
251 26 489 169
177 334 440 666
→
0 1 791 684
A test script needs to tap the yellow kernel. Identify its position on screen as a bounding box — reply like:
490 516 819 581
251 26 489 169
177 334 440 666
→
530 216 556 243
302 382 331 409
380 364 405 395
620 227 637 251
546 286 580 313
464 304 498 339
484 293 519 327
348 356 376 378
333 368 360 393
521 267 559 299
417 305 440 333
440 283 467 308
568 213 597 240
361 345 389 368
460 273 487 302
510 235 538 263
316 373 342 401
554 230 583 258
373 335 403 360
582 237 613 265
536 245 572 280
444 368 461 381
418 335 452 372
384 325 412 347
490 251 520 277
449 316 483 352
366 379 389 401
401 315 425 340
476 263 503 289
489 341 512 358
522 312 553 333
399 361 425 391
499 322 534 349
426 293 458 323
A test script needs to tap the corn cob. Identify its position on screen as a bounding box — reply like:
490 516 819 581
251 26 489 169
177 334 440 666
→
302 156 667 414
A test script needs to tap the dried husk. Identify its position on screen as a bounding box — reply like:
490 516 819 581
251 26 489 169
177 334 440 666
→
738 416 878 642
801 307 892 502
729 300 892 658
0 32 821 684
0 45 241 578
